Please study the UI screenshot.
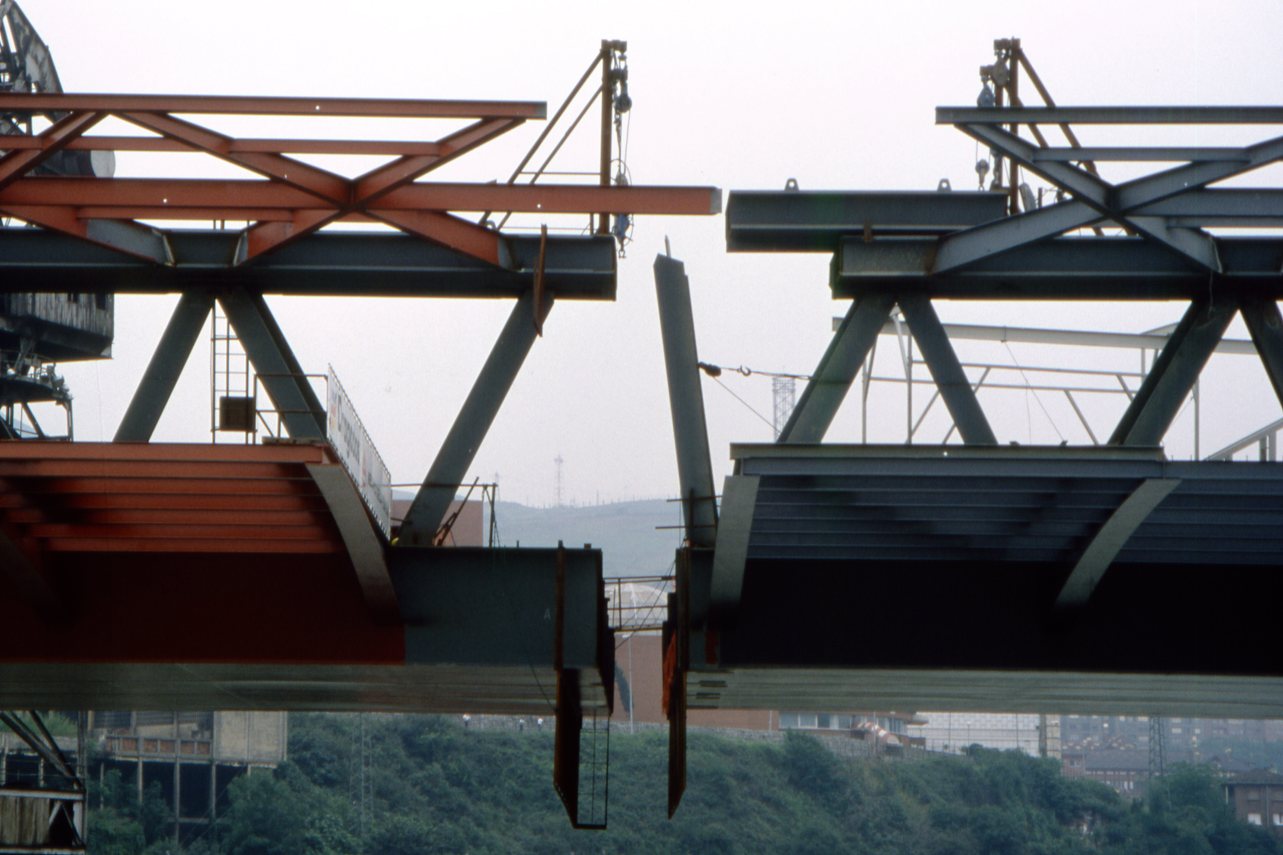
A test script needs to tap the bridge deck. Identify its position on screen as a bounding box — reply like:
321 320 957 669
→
0 443 610 714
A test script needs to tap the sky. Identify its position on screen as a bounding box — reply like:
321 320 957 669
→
16 0 1283 508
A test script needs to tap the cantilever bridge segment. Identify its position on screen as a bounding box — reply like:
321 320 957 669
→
658 93 1283 813
0 35 719 828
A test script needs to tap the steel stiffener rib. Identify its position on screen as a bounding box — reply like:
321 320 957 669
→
708 475 759 620
1054 478 1181 609
306 464 399 624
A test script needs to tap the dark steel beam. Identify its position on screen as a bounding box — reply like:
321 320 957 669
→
1110 299 1239 446
0 229 619 298
217 291 326 440
933 131 1283 274
399 292 553 544
1030 146 1250 163
654 255 718 548
898 294 997 445
1134 189 1283 220
1239 297 1283 410
115 292 213 442
939 106 1283 125
834 236 1283 299
779 294 895 443
956 123 1220 272
725 191 1007 252
957 122 1110 207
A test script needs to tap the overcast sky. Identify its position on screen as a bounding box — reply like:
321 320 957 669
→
17 0 1283 508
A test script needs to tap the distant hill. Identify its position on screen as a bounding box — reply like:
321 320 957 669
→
489 499 683 578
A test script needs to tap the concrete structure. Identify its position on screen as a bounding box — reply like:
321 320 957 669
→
92 711 286 842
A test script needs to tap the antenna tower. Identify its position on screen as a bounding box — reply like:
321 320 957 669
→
772 376 796 439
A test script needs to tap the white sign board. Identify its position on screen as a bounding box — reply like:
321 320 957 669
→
326 367 392 536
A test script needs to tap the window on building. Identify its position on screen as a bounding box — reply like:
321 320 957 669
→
818 714 832 729
1272 813 1283 826
1248 813 1263 826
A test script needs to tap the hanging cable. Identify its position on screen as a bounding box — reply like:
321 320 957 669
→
1003 342 1066 442
709 376 777 433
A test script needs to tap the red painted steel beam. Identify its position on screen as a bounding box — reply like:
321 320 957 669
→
0 178 322 208
0 110 103 190
0 460 316 478
24 477 315 496
28 523 337 541
0 136 451 156
118 111 349 203
241 209 342 260
48 493 328 512
0 178 722 216
43 537 342 554
381 182 723 215
0 442 333 462
365 209 505 266
353 117 524 203
69 509 330 526
0 93 547 119
239 117 527 262
3 552 405 664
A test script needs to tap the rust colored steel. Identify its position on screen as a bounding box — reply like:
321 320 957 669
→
0 92 720 265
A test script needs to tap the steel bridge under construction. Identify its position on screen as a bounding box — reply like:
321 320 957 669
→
2 23 1283 832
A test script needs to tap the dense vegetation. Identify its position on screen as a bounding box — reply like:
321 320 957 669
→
87 714 1281 854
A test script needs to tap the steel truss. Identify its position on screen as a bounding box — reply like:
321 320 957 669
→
0 43 718 829
727 103 1283 451
659 43 1283 817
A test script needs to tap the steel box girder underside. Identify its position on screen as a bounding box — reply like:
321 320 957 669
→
0 543 608 714
0 228 619 299
684 553 1283 718
680 447 1283 718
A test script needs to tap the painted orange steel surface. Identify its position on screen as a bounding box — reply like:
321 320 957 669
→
0 442 347 556
0 93 547 118
0 92 720 265
0 443 408 665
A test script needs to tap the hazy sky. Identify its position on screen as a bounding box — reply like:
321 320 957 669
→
18 0 1283 507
